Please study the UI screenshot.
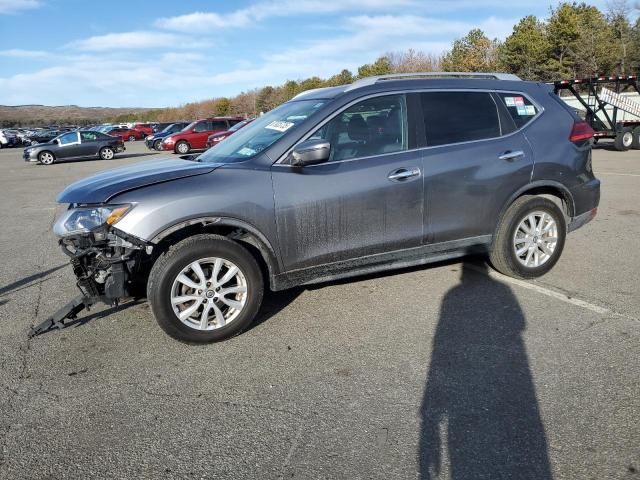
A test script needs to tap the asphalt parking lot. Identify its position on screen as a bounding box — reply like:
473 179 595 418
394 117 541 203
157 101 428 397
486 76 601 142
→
0 141 638 479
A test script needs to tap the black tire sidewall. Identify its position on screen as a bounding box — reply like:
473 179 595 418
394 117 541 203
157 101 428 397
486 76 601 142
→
148 237 263 343
497 197 566 278
153 140 162 151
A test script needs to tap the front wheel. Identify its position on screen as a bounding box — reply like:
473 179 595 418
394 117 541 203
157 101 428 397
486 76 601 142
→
175 141 190 154
38 151 55 165
99 147 114 160
153 139 163 151
147 234 264 343
489 195 566 279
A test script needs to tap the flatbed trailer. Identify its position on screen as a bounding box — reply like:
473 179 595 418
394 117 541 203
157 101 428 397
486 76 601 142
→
553 75 640 151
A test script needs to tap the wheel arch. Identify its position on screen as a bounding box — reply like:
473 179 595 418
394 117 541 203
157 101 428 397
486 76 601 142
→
498 181 575 229
38 149 56 161
150 216 280 290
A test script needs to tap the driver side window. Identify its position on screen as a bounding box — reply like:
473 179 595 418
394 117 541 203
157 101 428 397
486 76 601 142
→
59 132 78 145
193 121 209 132
312 94 407 162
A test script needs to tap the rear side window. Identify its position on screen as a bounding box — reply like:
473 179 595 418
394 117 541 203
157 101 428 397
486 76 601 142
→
420 92 500 147
496 93 538 128
210 120 228 130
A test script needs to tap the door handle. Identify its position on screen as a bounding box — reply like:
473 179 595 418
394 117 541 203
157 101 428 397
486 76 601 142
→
498 150 525 161
388 167 421 181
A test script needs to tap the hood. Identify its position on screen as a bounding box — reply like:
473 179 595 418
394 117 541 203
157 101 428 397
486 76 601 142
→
57 158 219 204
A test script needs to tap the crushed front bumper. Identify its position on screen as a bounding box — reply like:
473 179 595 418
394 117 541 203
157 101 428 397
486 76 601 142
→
30 227 151 337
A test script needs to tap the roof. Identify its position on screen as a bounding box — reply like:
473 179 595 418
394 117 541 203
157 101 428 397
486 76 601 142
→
292 72 524 101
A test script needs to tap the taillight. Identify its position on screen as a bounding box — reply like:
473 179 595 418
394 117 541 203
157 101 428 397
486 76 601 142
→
569 121 595 143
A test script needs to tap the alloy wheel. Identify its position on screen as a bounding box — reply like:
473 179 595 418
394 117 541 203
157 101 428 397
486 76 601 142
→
513 211 558 268
39 152 54 165
170 257 248 331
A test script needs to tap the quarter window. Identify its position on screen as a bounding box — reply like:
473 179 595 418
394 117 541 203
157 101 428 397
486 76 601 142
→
420 92 500 147
496 93 538 128
312 94 407 162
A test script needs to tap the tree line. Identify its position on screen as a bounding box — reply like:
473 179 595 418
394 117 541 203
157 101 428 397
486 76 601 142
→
102 1 638 123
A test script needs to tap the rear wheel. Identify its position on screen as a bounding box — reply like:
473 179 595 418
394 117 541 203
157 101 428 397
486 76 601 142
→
614 127 633 151
147 234 264 343
99 146 114 160
489 196 566 279
175 141 190 154
38 151 55 165
631 126 640 150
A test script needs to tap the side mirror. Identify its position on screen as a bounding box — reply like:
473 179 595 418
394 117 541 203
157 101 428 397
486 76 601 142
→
290 139 330 167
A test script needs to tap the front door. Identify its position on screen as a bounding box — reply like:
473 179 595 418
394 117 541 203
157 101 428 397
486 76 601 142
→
272 94 424 272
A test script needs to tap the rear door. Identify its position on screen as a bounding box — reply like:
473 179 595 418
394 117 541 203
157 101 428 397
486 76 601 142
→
272 94 424 271
79 132 102 156
417 90 535 243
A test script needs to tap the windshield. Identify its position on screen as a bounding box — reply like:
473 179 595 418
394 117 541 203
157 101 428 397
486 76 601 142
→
197 100 325 163
228 120 248 132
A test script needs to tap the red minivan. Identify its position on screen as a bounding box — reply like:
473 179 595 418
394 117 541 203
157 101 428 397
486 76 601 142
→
161 117 245 154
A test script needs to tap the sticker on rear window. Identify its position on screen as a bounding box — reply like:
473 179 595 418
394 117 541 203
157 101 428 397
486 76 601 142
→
504 97 516 107
524 105 536 116
516 106 527 116
265 121 295 132
514 96 525 106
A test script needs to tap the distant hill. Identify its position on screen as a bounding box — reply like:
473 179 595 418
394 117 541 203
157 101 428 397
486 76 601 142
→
0 104 159 127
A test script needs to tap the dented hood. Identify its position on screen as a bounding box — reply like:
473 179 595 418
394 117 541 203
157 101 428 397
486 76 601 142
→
57 158 219 204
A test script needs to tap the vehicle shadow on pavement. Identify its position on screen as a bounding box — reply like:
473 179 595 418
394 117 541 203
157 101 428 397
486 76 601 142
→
0 263 66 297
419 262 553 480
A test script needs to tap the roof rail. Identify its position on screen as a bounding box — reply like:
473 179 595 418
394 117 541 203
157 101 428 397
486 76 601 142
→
344 71 521 92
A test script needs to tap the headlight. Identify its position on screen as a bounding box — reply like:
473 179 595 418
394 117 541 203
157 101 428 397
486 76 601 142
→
147 135 154 141
53 204 133 237
163 136 175 144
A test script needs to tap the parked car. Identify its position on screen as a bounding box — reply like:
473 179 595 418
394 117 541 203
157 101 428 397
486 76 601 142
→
160 117 245 153
106 127 145 142
145 122 190 151
133 123 154 137
24 130 125 165
0 129 19 148
24 129 63 145
152 122 174 133
50 72 600 343
206 120 252 148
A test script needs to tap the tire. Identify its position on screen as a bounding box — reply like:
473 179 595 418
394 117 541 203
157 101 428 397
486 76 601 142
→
614 127 633 151
489 195 566 279
147 234 264 343
631 126 640 150
128 135 136 142
38 151 55 165
175 141 190 154
99 146 114 160
153 139 163 151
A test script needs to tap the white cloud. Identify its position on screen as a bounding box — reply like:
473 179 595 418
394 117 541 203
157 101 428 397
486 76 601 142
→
155 0 418 32
0 48 47 57
69 31 201 51
0 0 42 14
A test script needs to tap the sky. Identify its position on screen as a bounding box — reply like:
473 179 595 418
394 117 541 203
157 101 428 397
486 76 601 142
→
0 0 611 108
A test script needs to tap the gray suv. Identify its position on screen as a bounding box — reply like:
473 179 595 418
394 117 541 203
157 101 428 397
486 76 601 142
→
50 72 600 343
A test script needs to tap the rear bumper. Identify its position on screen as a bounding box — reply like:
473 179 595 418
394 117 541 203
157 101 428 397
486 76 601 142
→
568 207 597 232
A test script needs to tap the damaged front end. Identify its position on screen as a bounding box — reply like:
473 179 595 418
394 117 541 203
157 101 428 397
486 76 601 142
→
30 204 151 337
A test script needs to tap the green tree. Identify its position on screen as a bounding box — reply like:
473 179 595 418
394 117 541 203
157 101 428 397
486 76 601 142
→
214 97 231 116
498 16 550 80
326 69 354 86
441 29 499 72
357 56 392 78
546 3 581 78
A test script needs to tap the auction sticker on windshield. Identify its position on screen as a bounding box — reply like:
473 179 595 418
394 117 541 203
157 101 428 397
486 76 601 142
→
265 121 295 132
